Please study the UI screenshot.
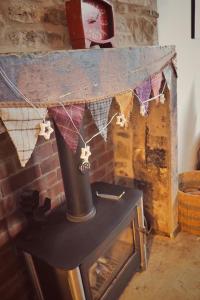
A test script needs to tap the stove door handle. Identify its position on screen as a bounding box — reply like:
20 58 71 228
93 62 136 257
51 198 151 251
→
96 191 125 201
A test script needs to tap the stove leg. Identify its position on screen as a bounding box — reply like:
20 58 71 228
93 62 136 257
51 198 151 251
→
68 268 86 300
24 252 45 300
137 197 147 270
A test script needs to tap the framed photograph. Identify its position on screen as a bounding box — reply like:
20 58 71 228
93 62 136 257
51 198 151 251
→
191 0 200 38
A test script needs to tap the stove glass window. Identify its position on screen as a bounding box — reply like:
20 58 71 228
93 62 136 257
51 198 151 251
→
88 222 135 300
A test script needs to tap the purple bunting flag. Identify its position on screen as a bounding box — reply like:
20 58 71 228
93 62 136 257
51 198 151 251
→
48 104 85 153
135 78 152 115
88 98 112 141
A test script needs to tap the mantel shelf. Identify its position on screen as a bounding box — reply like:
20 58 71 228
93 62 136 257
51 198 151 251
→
0 46 175 107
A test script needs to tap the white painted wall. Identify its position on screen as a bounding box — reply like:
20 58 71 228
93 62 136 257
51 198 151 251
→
157 0 200 172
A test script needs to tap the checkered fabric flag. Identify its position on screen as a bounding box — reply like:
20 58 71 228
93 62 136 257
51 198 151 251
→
0 107 47 167
88 98 112 141
48 104 85 153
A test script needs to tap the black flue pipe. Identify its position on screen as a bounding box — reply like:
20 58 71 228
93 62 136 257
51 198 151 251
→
54 122 96 222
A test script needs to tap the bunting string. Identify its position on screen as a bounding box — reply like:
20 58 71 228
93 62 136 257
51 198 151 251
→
143 81 167 103
0 65 72 104
0 65 46 121
59 101 117 173
0 62 166 109
59 102 117 146
59 102 85 146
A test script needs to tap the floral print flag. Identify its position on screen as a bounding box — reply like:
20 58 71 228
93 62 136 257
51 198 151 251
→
48 104 85 153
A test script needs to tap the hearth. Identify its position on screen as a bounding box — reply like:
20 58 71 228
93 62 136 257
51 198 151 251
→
17 182 146 300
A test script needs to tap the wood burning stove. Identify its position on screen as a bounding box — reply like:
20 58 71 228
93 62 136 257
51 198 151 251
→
17 182 146 300
17 110 147 300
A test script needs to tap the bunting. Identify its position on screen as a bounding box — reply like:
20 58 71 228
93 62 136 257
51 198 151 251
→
151 72 163 97
163 65 173 90
135 78 152 116
88 98 112 141
115 91 133 125
48 104 85 153
0 61 176 167
0 107 47 167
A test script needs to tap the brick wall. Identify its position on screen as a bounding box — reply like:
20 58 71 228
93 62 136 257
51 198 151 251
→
0 1 158 299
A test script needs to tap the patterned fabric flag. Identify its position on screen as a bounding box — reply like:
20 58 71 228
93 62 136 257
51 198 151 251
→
88 98 112 141
48 104 85 153
135 78 152 114
0 107 47 167
163 64 173 90
151 72 163 97
115 91 133 120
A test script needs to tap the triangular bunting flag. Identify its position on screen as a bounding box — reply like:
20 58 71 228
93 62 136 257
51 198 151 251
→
88 98 112 141
135 78 151 115
0 107 47 167
163 64 173 90
172 56 177 77
48 104 85 153
115 91 133 121
151 72 163 97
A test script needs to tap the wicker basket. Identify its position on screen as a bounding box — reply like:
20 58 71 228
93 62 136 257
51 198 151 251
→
178 171 200 235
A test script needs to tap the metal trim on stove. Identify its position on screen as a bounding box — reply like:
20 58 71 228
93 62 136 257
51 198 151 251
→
67 207 96 223
24 252 45 300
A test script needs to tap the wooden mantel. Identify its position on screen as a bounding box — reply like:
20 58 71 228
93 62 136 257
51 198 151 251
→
0 46 175 107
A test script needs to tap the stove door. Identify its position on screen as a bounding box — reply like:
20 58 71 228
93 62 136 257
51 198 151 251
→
81 208 141 300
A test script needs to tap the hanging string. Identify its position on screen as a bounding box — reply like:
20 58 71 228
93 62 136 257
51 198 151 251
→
59 102 85 145
0 65 72 121
0 65 46 121
133 80 167 105
0 64 168 111
0 61 172 168
86 113 117 144
143 81 167 104
59 102 117 147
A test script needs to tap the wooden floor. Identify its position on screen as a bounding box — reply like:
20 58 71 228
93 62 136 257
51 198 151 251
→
120 232 200 300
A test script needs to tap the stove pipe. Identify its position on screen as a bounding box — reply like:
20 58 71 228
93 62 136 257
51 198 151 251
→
54 123 96 222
